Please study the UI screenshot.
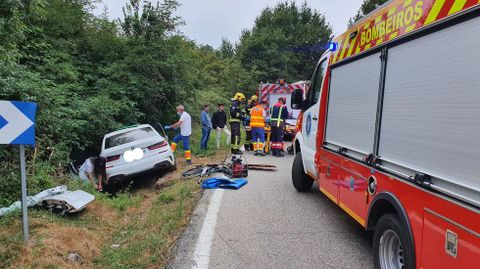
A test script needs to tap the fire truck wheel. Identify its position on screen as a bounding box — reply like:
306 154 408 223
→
292 152 313 192
373 213 414 269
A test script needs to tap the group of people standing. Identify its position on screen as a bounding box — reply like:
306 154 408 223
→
231 93 289 157
164 103 232 165
163 92 289 165
202 104 231 151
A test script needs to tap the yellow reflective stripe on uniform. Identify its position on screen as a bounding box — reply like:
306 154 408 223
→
271 106 284 127
251 116 264 120
229 118 241 123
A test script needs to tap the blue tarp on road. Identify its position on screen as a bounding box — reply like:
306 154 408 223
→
201 177 248 190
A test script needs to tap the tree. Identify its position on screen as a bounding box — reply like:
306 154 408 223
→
349 0 389 26
218 38 234 59
236 2 332 83
121 0 182 41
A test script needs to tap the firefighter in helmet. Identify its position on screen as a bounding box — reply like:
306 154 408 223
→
270 96 288 157
244 95 257 151
230 92 246 154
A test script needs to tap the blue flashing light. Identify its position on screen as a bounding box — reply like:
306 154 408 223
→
328 42 338 52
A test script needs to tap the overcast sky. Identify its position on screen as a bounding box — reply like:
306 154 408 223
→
93 0 363 48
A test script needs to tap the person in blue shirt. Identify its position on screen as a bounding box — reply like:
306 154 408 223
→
200 104 213 150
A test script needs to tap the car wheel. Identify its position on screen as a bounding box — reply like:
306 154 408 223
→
373 213 415 269
292 152 313 192
170 159 177 171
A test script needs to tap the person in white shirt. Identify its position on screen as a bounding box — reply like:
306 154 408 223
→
78 156 107 191
165 105 193 164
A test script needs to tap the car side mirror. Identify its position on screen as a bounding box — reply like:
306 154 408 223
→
291 88 304 110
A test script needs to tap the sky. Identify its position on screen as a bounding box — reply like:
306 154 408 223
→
93 0 364 48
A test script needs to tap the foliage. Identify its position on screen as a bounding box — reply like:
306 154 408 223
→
0 0 231 206
349 0 390 26
0 0 333 206
235 2 332 83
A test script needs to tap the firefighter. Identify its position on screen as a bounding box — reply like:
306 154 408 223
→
244 95 257 151
249 99 266 156
270 97 288 157
230 92 246 154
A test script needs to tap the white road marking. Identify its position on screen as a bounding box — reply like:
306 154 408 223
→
192 189 225 269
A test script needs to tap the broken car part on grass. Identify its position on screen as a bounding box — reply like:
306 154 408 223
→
0 185 95 216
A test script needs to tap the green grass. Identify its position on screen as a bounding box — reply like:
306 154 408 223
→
93 180 199 269
0 215 23 268
0 177 201 269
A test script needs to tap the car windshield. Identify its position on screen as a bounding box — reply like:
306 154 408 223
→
105 127 157 149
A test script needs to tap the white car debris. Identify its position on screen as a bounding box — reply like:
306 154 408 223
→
0 185 94 216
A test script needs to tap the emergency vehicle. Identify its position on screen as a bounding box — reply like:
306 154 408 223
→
290 1 480 268
258 80 308 138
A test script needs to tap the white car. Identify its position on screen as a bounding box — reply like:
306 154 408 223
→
100 124 175 180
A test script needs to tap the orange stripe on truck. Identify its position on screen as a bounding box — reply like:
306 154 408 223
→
320 187 337 203
339 202 366 227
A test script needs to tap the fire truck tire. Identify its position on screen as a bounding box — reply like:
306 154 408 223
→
373 213 415 269
292 152 313 192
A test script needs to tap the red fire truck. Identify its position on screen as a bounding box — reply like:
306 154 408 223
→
290 1 480 268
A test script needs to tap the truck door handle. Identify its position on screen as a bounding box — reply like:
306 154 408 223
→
312 115 318 121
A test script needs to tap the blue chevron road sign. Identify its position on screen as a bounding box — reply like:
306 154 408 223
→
0 101 38 243
0 101 37 145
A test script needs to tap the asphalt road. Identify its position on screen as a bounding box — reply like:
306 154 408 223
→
168 146 374 269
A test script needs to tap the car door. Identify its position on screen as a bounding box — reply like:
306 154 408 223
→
302 58 327 177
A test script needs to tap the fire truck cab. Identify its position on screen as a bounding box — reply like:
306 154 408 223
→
291 1 480 268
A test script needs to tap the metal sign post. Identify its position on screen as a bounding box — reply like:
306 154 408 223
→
19 145 29 243
0 101 37 244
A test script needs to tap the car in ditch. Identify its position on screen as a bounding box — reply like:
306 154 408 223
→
100 124 175 181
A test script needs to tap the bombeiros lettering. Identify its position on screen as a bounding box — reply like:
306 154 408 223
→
360 0 423 46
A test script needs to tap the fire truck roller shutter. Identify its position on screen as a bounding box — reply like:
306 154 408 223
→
326 52 382 155
378 15 480 206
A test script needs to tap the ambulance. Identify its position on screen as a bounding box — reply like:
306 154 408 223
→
258 80 308 138
290 1 480 268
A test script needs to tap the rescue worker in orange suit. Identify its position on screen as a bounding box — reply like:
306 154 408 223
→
230 92 246 154
249 99 266 156
270 97 289 157
244 95 257 151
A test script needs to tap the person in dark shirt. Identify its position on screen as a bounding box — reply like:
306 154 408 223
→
212 103 231 149
270 97 289 157
229 93 246 154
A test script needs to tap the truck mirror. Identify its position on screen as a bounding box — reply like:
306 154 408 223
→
291 88 304 110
